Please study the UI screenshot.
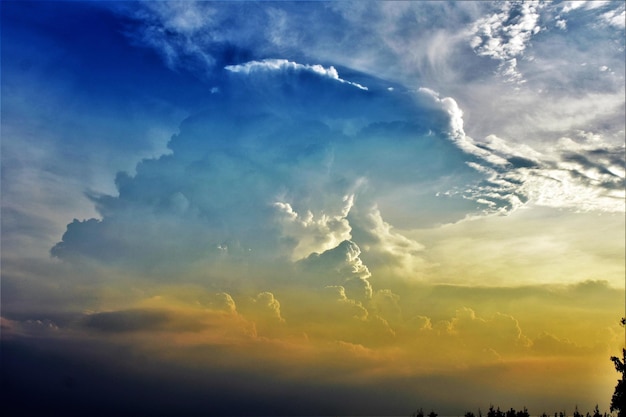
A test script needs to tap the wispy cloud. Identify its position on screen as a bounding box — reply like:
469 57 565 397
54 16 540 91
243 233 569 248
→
226 59 368 90
469 1 544 84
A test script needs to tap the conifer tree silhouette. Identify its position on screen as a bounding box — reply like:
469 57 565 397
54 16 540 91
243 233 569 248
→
610 318 626 417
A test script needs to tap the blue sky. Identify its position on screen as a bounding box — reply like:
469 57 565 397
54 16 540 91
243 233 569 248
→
2 1 625 415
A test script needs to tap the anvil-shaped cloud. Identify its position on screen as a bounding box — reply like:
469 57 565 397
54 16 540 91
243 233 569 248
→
51 60 483 272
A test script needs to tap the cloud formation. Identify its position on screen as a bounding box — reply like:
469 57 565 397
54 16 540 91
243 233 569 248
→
461 131 625 213
3 2 624 415
225 59 368 90
51 60 485 271
469 1 543 84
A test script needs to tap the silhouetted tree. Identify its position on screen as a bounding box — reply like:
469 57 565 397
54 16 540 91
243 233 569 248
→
610 318 626 417
412 408 424 417
573 405 583 417
465 412 475 417
487 405 505 417
592 404 602 417
428 410 438 417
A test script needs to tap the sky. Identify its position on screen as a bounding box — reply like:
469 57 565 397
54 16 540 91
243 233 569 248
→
1 1 625 415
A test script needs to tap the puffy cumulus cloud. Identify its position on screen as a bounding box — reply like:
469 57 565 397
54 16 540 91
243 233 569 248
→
416 87 466 142
48 64 510 352
446 308 532 351
52 60 486 271
2 276 621 416
111 2 625 219
348 205 425 278
530 332 598 356
239 291 285 327
283 284 397 347
273 196 354 261
252 292 284 322
391 303 618 371
299 240 373 304
203 291 237 314
369 289 403 326
320 285 369 322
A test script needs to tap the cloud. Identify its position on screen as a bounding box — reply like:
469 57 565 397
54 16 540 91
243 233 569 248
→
299 240 373 303
3 3 624 414
561 1 613 14
349 204 426 276
251 291 285 323
0 316 61 340
370 289 403 325
225 59 368 90
600 7 626 29
83 309 171 333
119 1 221 72
530 332 594 356
208 292 237 314
442 127 625 214
447 308 532 350
469 1 543 84
273 196 354 261
82 300 241 334
51 60 488 271
110 2 625 220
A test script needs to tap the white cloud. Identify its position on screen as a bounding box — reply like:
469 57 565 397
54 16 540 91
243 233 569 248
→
417 88 466 141
469 1 544 83
560 0 613 14
143 1 213 34
349 205 426 277
561 1 587 14
300 240 373 303
560 1 624 30
458 130 626 214
582 1 612 11
600 7 626 29
225 59 368 90
129 8 217 71
274 195 354 261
